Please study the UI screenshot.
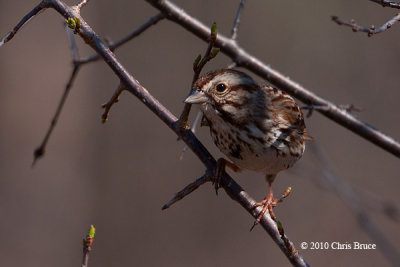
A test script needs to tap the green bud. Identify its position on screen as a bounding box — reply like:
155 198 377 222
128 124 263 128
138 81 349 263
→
277 221 283 233
74 17 81 28
88 225 95 238
65 17 76 29
210 48 220 59
211 22 217 36
193 54 202 68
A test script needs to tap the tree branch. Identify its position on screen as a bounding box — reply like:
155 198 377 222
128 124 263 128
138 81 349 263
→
77 0 89 10
0 2 49 46
162 173 211 210
31 12 164 165
331 13 400 36
178 22 219 128
32 25 81 165
76 13 164 65
231 0 247 40
3 1 309 266
369 0 400 8
82 225 95 267
101 83 126 123
145 0 400 158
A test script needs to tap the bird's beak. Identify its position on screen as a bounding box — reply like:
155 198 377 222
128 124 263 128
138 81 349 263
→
184 88 208 104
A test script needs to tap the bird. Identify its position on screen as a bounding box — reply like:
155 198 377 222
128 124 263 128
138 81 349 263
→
184 69 307 228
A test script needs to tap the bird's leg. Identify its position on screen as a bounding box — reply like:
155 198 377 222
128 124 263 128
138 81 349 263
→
250 175 292 231
213 158 241 194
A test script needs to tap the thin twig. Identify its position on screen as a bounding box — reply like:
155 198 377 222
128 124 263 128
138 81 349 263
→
180 110 202 160
0 2 48 46
162 174 211 210
231 0 247 40
146 0 400 158
66 25 80 61
369 0 400 8
76 13 164 65
39 2 310 265
332 13 400 36
82 225 95 267
178 23 219 129
33 26 81 166
227 62 237 69
77 0 89 10
301 104 362 118
101 83 125 123
31 14 163 164
33 65 80 166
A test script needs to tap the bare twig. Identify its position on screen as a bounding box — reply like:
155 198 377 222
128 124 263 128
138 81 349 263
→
179 110 202 160
17 1 309 265
101 83 126 123
32 26 81 166
76 13 164 65
308 143 400 266
82 225 95 267
33 65 80 166
162 173 211 210
0 2 48 46
231 0 247 40
301 104 362 118
369 0 400 8
227 62 237 69
178 22 219 129
66 25 80 61
146 0 400 158
331 13 400 36
77 0 89 10
30 14 163 164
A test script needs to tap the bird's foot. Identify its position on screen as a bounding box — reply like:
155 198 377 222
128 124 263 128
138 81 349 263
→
250 186 292 231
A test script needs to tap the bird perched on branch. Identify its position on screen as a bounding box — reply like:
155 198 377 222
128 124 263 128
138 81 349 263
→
185 69 307 227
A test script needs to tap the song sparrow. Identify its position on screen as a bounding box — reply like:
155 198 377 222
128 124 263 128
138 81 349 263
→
184 69 306 226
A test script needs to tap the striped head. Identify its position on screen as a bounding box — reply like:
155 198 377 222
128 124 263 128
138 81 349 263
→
185 69 263 125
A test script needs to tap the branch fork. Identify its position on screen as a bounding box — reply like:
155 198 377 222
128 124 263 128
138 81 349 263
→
101 83 126 123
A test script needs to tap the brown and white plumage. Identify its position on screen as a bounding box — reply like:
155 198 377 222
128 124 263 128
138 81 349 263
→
186 69 306 175
185 69 306 225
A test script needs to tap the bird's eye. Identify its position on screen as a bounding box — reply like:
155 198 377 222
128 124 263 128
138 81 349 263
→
216 83 227 92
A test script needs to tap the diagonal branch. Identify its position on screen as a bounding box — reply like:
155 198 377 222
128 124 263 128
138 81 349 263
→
17 1 310 265
178 22 219 128
0 2 49 46
145 0 400 158
101 83 126 123
76 13 164 65
162 173 211 210
77 0 89 10
231 0 247 40
33 64 80 166
331 13 400 36
30 13 163 164
369 0 400 8
179 0 247 159
33 26 81 166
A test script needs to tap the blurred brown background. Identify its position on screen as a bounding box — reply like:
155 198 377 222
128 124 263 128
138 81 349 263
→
0 0 399 266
